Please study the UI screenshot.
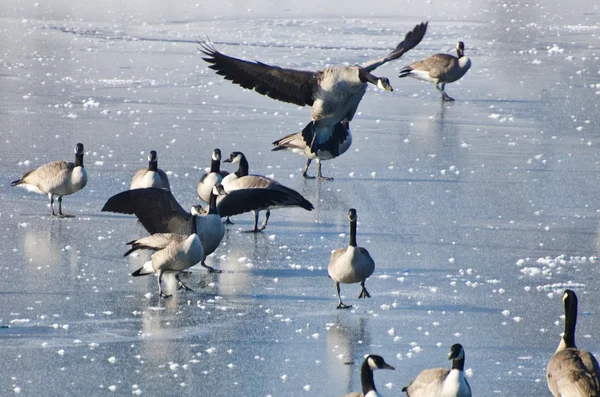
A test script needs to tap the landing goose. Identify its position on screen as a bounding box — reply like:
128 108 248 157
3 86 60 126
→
11 142 88 217
128 206 204 298
402 344 471 397
198 22 427 175
343 355 394 397
221 152 314 232
130 150 171 190
328 208 374 309
271 123 351 180
547 289 600 396
399 41 471 101
102 187 225 273
197 148 229 202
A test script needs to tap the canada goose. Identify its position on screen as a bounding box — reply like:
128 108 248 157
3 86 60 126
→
343 355 394 397
197 148 229 202
11 143 88 217
328 208 374 309
130 150 171 190
546 289 600 396
399 41 471 101
271 122 351 180
198 22 427 170
402 344 471 397
102 187 225 273
221 152 314 232
129 206 204 298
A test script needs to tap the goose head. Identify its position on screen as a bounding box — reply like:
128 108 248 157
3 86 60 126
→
366 355 395 371
376 77 393 92
348 208 357 222
456 41 466 58
358 69 393 92
212 148 222 161
148 150 158 163
224 151 244 164
213 183 227 196
448 343 465 361
75 143 85 155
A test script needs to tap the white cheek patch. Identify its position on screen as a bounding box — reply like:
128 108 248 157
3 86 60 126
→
232 155 242 164
367 357 377 370
377 80 385 90
212 152 219 161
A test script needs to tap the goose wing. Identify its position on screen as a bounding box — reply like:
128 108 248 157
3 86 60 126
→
361 21 428 72
101 188 189 235
217 188 311 217
198 40 319 107
548 349 600 397
402 368 449 395
408 53 457 78
124 233 182 256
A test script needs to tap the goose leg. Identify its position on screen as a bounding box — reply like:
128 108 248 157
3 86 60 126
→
49 195 56 216
223 217 234 225
440 83 454 101
257 210 270 231
317 159 333 181
335 282 352 310
302 159 315 179
176 273 194 291
358 281 371 299
201 260 222 274
157 270 171 298
246 210 261 233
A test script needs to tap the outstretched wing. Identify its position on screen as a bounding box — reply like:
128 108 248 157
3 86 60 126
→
217 188 312 217
361 21 428 72
101 188 189 235
198 40 319 107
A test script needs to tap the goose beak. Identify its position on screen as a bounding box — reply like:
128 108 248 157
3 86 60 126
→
383 363 395 370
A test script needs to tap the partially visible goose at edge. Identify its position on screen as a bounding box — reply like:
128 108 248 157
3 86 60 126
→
130 150 170 190
198 22 427 178
547 289 600 397
402 344 471 397
11 142 88 217
343 355 394 397
220 151 314 232
102 186 225 273
399 41 471 101
197 148 229 202
127 206 204 298
328 208 374 309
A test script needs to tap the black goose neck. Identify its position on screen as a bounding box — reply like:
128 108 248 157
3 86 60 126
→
457 48 464 58
234 156 249 178
358 69 377 85
208 191 218 215
189 213 198 235
452 355 465 371
148 160 158 172
349 219 357 247
563 299 577 348
360 359 376 395
75 153 84 167
210 158 221 173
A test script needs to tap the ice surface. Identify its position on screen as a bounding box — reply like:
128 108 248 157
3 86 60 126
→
1 0 600 396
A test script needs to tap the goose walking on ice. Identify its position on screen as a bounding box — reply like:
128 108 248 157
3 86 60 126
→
328 208 375 309
402 344 471 397
399 41 471 101
128 206 204 298
198 22 427 178
11 142 88 217
130 150 171 190
546 289 600 397
221 152 314 232
343 355 394 397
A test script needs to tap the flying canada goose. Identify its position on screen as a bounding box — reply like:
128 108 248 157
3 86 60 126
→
328 208 375 309
271 124 351 180
343 355 395 397
11 143 88 217
130 150 171 190
198 22 427 175
546 289 600 397
399 41 471 101
102 186 225 273
221 151 314 232
402 344 472 397
197 148 229 202
128 206 204 298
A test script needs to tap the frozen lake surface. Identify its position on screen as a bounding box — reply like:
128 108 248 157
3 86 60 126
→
1 0 599 395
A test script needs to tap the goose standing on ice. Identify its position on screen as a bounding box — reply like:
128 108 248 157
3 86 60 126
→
130 150 171 190
343 355 394 397
220 151 314 232
11 143 88 217
399 41 471 101
197 148 229 202
328 208 375 309
546 289 600 397
402 344 471 397
198 22 427 178
128 206 204 298
102 187 225 273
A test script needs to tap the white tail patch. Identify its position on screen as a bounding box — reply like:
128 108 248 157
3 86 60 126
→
136 260 155 276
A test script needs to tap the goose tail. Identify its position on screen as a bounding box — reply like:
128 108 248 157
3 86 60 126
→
132 260 154 277
399 66 413 78
271 132 303 152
